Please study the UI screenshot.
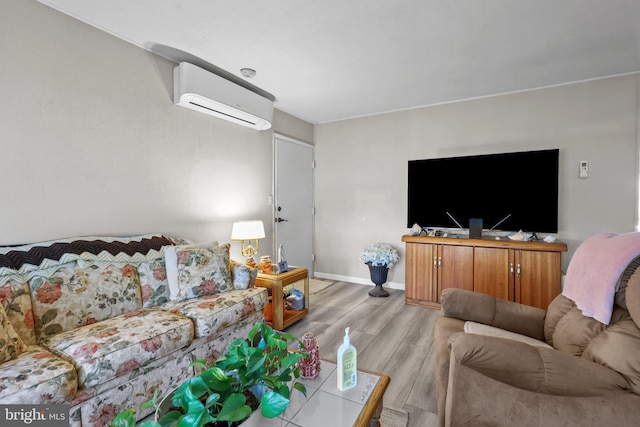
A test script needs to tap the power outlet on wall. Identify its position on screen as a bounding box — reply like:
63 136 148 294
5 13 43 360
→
579 160 589 179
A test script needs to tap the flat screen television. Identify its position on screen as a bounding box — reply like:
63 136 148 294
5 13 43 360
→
407 149 559 233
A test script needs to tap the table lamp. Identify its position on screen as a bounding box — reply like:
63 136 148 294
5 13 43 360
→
231 220 265 267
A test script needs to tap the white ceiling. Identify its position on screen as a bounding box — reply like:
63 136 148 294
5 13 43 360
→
37 0 640 124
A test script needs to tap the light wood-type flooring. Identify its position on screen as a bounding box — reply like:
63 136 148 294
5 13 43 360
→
285 279 441 427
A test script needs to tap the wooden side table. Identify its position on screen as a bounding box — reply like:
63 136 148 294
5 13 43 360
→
255 267 309 330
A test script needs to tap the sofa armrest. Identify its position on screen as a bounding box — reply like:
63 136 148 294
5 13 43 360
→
448 333 630 396
446 333 639 426
441 288 546 340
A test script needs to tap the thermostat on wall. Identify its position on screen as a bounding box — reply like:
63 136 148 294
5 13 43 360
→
579 160 588 179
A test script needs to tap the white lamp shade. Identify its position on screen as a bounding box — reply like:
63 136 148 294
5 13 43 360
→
231 220 266 240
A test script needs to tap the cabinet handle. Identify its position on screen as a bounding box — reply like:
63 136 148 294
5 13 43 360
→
433 256 437 267
517 263 521 276
510 262 514 274
438 256 442 268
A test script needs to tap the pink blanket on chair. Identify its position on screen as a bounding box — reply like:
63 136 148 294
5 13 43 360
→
563 232 640 325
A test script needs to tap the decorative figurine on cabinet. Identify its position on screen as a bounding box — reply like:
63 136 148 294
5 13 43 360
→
278 244 288 272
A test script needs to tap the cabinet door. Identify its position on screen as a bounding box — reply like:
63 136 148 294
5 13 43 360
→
473 247 513 300
405 243 438 303
515 250 561 310
438 245 474 299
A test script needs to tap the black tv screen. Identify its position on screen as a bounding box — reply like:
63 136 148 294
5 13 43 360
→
407 149 559 233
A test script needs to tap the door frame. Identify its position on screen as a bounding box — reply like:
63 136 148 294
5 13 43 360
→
272 133 316 274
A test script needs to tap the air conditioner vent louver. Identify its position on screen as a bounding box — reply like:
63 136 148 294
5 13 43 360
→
173 62 273 130
188 100 257 126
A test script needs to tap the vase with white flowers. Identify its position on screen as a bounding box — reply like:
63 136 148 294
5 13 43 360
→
360 243 399 297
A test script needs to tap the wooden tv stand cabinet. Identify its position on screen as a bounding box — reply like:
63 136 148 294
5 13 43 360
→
402 235 567 310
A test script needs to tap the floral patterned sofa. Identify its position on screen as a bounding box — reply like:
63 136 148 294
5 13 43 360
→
0 234 268 427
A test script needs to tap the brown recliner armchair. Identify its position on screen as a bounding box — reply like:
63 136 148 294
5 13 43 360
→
434 271 640 426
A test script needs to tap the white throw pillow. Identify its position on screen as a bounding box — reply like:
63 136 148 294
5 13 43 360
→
165 246 179 300
464 321 552 349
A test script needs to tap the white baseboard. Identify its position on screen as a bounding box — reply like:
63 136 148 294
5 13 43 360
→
312 272 405 291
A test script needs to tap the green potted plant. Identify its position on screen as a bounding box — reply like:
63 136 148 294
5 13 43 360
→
110 322 308 427
360 242 399 298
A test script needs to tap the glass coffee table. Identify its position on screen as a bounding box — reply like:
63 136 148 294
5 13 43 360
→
242 360 390 427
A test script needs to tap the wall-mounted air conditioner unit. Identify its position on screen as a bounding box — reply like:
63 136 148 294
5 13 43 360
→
173 62 273 130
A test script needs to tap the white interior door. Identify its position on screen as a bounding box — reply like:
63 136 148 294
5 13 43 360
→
274 134 314 275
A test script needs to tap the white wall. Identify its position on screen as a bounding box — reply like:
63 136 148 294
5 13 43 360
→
3 1 639 289
0 0 313 264
314 74 639 288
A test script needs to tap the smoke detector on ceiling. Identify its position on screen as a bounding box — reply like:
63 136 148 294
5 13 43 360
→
240 68 256 78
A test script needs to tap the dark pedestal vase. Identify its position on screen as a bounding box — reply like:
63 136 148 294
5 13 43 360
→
367 263 390 297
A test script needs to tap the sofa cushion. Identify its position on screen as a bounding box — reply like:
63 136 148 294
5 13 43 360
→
583 313 640 395
433 316 465 423
544 294 575 347
0 278 36 346
464 321 552 349
448 333 630 396
613 256 640 310
0 303 27 363
138 256 170 308
551 303 606 356
165 241 218 300
546 293 632 360
29 262 143 341
441 288 546 341
166 243 233 301
445 351 640 427
41 308 194 389
162 287 267 338
0 345 78 404
73 350 194 427
230 260 258 290
625 266 640 327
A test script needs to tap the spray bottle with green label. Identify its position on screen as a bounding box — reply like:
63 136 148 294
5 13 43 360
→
337 327 357 391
